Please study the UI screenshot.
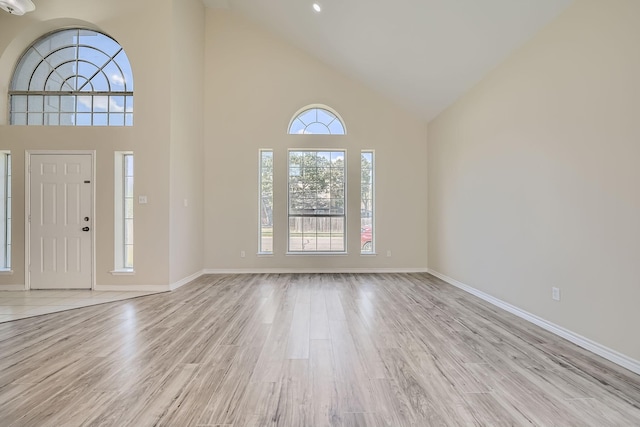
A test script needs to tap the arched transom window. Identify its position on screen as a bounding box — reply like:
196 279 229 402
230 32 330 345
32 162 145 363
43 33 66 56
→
9 28 134 126
288 105 346 135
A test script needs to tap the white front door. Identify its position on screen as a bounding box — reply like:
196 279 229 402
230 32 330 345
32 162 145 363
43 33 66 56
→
29 154 93 290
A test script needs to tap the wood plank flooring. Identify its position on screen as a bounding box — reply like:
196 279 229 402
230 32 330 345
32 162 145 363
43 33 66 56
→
0 273 639 426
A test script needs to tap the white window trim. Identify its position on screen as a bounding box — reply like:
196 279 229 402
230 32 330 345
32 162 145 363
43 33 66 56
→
113 151 134 273
258 149 273 255
287 149 347 254
287 104 347 135
361 149 376 255
9 28 134 127
285 252 349 256
110 270 135 276
0 152 10 271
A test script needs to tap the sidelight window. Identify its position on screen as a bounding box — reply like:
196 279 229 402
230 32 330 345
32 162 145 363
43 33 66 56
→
114 152 133 271
259 150 273 254
0 152 11 270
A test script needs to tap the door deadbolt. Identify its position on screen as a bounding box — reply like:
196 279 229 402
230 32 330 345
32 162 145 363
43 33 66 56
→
84 217 90 222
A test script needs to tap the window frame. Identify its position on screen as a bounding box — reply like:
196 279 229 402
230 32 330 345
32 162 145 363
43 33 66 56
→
9 28 134 126
0 152 11 271
288 104 347 135
113 151 134 273
361 150 375 255
287 149 347 254
258 149 273 255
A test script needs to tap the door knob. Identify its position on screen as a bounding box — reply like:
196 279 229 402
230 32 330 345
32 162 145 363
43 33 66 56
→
82 227 90 232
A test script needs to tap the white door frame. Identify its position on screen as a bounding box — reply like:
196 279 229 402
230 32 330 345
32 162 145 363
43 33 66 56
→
25 150 96 290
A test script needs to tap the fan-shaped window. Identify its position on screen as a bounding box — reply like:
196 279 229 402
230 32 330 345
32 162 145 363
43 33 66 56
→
288 106 346 135
9 29 134 126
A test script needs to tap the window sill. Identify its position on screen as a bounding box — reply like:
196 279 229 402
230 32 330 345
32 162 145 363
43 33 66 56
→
286 252 348 256
0 269 13 275
257 252 274 257
360 253 378 256
110 270 135 276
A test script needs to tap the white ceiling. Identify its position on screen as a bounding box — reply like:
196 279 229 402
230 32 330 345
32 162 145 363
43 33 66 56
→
204 0 573 121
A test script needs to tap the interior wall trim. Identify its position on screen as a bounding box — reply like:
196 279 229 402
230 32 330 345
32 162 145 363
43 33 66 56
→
170 270 205 291
427 269 640 376
203 268 429 274
94 284 170 292
94 270 206 293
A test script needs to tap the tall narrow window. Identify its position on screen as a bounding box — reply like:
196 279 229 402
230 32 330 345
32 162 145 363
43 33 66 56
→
361 151 374 254
259 150 273 254
288 150 346 252
114 152 133 271
0 152 11 270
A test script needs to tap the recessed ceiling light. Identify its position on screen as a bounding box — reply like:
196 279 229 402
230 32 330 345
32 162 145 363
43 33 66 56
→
312 3 321 13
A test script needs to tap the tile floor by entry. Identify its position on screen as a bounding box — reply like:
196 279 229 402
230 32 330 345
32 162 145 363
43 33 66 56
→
0 290 160 322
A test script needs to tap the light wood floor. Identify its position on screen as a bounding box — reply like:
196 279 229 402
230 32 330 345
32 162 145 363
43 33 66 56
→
0 273 639 426
0 290 158 322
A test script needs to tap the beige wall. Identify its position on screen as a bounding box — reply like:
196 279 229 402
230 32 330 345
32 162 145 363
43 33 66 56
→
0 0 174 288
0 1 427 288
169 0 205 283
204 10 428 271
428 0 640 361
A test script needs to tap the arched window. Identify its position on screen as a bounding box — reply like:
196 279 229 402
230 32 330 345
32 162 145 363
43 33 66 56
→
288 105 346 135
9 28 134 126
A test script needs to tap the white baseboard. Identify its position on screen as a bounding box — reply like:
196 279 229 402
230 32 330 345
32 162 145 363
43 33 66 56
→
94 284 170 292
170 270 205 291
427 269 640 376
94 271 205 292
203 267 428 274
0 284 26 291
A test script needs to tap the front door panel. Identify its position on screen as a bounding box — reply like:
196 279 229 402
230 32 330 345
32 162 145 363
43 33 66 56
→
30 154 92 289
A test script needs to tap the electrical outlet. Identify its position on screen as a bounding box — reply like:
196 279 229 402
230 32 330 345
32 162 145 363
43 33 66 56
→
552 287 560 301
240 250 246 258
386 250 392 257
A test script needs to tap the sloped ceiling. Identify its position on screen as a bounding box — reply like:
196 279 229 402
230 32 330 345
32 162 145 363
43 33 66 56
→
204 0 573 121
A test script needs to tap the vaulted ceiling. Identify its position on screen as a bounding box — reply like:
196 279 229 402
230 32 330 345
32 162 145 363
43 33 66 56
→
204 0 573 121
